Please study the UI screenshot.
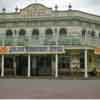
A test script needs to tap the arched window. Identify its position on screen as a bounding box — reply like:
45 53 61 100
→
82 29 86 37
59 28 67 36
6 29 13 37
91 30 95 37
45 29 53 39
99 33 100 38
32 29 39 39
19 29 26 36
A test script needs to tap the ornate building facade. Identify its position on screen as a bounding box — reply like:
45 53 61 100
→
0 3 100 78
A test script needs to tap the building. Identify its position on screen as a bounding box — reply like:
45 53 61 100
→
0 3 100 78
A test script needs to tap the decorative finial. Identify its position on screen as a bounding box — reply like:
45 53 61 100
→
55 4 58 11
2 8 6 13
15 6 18 12
68 3 72 10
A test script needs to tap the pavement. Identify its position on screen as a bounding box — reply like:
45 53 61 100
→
0 79 100 99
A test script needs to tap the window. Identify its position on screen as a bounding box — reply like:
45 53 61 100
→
32 29 39 39
45 29 53 39
91 30 95 37
99 33 100 38
59 28 67 36
82 29 86 38
19 29 26 36
6 29 13 37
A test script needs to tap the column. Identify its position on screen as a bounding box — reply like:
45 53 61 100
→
28 54 31 77
1 55 4 77
55 54 58 78
84 49 88 78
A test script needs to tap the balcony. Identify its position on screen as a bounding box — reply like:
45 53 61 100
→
58 36 81 45
44 38 56 45
0 36 99 47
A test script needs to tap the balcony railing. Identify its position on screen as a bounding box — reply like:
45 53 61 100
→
0 36 100 47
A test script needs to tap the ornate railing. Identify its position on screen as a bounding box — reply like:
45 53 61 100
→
0 36 99 47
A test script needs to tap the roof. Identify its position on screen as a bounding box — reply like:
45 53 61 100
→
0 3 100 24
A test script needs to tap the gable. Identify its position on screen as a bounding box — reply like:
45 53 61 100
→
19 3 52 17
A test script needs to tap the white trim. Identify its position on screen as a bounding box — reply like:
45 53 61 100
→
1 55 4 77
84 49 88 78
28 54 31 77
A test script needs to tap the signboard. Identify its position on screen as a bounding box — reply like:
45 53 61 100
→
95 48 100 54
0 47 9 54
7 46 65 54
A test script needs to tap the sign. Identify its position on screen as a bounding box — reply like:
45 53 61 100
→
0 47 9 54
9 46 64 54
95 48 100 54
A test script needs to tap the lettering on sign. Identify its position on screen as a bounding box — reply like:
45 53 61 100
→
9 46 64 54
0 47 9 54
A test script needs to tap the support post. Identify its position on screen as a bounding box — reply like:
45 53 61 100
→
28 54 31 77
55 54 58 78
1 55 4 77
84 49 88 78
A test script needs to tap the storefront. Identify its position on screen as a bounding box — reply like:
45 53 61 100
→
0 46 97 78
0 46 65 77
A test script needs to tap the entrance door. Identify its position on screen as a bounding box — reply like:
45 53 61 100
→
4 55 14 76
16 55 28 76
31 55 52 76
58 55 70 76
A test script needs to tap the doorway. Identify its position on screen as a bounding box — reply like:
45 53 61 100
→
31 55 52 76
16 55 28 76
4 55 14 76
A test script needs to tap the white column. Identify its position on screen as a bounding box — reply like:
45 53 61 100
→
55 27 59 78
28 54 31 77
84 49 88 78
55 54 58 78
1 55 4 77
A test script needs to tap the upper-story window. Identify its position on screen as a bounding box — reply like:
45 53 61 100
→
99 33 100 38
59 28 67 36
82 29 86 38
32 29 39 39
19 29 26 37
91 30 95 38
45 28 53 39
6 29 13 37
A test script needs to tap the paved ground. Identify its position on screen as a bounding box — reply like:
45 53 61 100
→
0 79 100 99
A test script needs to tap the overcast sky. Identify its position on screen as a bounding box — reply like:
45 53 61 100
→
0 0 100 15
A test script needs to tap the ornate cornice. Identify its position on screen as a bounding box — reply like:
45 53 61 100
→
0 3 100 24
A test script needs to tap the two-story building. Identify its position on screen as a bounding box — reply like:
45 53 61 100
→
0 3 100 78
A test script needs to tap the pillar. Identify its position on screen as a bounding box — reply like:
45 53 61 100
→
55 54 58 78
28 54 31 77
1 55 4 77
84 49 88 78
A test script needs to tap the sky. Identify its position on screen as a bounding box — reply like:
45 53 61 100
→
0 0 100 15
